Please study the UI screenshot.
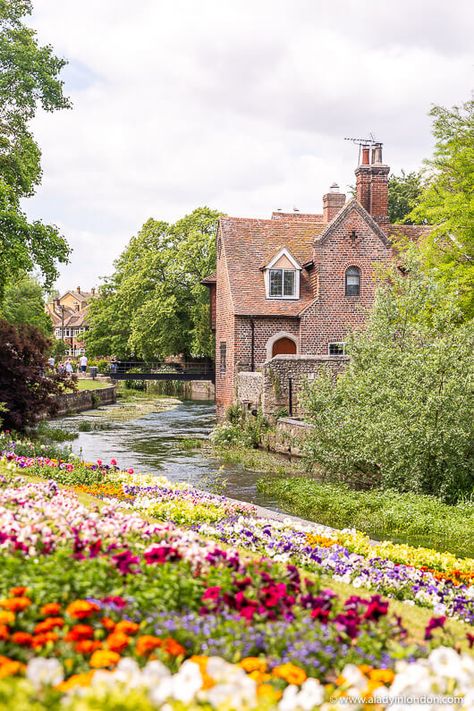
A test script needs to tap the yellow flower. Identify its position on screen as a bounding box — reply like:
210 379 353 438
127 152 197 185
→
369 668 395 685
89 650 120 668
0 611 15 625
56 671 94 692
257 684 282 702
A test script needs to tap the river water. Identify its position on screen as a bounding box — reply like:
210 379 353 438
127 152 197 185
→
53 398 285 511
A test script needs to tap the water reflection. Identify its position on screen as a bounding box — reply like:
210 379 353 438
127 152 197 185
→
54 399 285 511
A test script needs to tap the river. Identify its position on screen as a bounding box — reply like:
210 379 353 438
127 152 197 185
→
53 397 286 511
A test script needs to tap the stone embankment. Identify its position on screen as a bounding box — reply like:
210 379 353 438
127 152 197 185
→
53 385 117 416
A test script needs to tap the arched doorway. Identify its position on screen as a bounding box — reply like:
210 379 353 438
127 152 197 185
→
272 336 297 357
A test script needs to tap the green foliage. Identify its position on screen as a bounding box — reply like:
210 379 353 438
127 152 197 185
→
85 207 221 359
0 273 52 334
211 407 270 449
257 478 473 557
0 1 71 297
301 250 474 503
388 170 424 223
409 98 474 318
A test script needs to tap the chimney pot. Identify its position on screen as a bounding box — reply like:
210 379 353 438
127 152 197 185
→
372 143 383 164
361 146 370 165
77 286 81 294
91 287 96 295
330 183 340 193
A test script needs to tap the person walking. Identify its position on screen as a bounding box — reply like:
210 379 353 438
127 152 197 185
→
65 359 74 375
79 353 88 374
47 355 55 369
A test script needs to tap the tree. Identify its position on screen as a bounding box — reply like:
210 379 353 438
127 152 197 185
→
409 98 474 318
0 273 52 335
302 249 473 504
0 319 75 431
86 207 221 359
387 170 423 223
0 0 71 298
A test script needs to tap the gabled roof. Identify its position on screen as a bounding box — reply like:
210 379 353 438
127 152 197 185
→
315 198 391 247
219 215 325 316
263 247 302 271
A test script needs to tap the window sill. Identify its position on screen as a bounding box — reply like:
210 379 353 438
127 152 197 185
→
266 295 299 301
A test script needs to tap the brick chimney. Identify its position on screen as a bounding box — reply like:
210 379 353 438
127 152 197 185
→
323 183 346 222
355 143 389 224
77 286 81 294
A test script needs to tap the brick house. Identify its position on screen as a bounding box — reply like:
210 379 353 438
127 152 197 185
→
204 145 428 416
46 287 97 356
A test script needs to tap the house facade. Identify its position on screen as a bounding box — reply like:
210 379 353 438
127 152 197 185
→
205 145 428 416
46 287 97 356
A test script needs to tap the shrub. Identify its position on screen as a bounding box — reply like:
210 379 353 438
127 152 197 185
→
0 320 76 431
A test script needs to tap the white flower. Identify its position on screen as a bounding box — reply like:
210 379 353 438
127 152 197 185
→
26 658 64 689
141 660 171 688
170 661 203 703
340 664 367 692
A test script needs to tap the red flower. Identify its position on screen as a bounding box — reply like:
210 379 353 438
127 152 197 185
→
11 632 33 646
424 616 446 640
202 587 221 601
144 545 181 565
363 596 389 622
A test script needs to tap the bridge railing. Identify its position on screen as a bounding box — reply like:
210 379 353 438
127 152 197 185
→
106 360 215 381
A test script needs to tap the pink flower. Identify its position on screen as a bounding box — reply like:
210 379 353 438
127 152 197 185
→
127 468 134 475
110 458 117 466
97 459 102 466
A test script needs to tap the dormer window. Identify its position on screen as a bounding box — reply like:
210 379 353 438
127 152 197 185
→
264 249 301 300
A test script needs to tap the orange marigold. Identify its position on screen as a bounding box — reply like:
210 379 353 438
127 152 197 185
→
369 669 395 685
114 620 139 636
0 625 9 641
163 637 185 657
34 617 64 634
75 640 103 655
257 684 282 702
0 597 32 612
32 631 59 648
0 660 24 678
9 587 27 597
89 650 120 668
57 671 94 692
240 657 268 674
106 632 130 654
65 624 95 642
272 663 307 686
41 603 61 617
135 635 163 656
11 632 33 647
66 600 100 620
101 617 116 632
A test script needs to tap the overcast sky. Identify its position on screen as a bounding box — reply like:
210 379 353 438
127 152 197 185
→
27 0 473 293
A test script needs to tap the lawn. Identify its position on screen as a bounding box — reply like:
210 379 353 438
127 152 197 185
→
76 379 111 391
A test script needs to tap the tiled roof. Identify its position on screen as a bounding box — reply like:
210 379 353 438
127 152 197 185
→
201 272 216 285
220 215 326 316
219 210 431 318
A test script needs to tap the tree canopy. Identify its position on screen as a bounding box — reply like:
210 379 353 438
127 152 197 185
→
0 273 52 335
410 98 474 318
85 207 221 360
387 170 423 223
0 0 70 298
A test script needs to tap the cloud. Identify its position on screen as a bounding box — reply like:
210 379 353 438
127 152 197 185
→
25 0 474 292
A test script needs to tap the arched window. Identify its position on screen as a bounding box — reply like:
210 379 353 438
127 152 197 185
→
345 266 360 297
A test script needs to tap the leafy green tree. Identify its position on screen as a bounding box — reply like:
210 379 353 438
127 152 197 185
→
0 0 71 298
410 98 474 318
85 207 221 359
387 170 423 223
302 248 473 503
0 273 52 335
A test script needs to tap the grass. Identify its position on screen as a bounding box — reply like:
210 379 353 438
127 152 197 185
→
257 476 474 558
76 379 111 391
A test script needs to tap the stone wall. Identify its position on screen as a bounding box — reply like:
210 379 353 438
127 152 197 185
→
53 385 117 416
267 417 314 456
236 372 263 411
262 355 348 418
184 380 215 401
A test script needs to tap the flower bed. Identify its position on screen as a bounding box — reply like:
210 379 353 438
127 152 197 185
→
1 448 474 624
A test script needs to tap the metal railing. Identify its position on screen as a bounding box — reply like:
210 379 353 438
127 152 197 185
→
107 360 215 382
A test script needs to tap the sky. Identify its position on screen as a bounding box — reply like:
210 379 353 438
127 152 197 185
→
26 0 473 293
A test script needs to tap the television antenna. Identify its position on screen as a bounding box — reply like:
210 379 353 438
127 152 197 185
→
344 134 380 164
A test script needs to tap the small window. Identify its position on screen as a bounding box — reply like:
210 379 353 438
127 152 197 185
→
269 269 296 298
219 342 227 374
328 342 345 356
345 266 360 297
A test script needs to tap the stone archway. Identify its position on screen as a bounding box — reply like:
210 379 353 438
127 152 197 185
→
266 332 298 361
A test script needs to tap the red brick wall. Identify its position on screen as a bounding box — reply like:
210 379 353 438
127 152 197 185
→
300 206 391 354
235 316 300 370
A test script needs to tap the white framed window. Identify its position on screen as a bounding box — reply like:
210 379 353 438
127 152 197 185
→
328 342 346 356
264 248 301 300
345 266 361 297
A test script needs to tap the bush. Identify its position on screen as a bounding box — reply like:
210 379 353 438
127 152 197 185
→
0 320 76 431
211 408 270 449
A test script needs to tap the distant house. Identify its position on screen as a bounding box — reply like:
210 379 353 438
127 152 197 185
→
203 145 430 416
46 287 97 356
